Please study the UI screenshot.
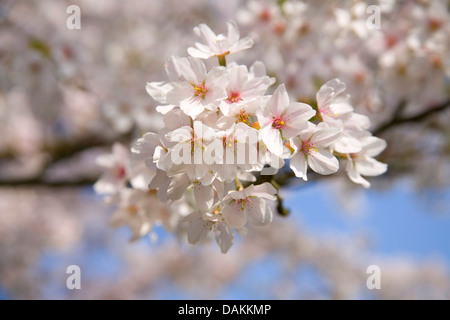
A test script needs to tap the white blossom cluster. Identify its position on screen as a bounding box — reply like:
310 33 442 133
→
95 21 387 253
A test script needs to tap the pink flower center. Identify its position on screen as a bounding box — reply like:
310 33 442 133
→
227 90 242 103
192 82 207 99
235 197 251 211
301 140 318 155
272 116 286 129
116 165 127 179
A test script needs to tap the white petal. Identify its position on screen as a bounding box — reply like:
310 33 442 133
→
180 98 205 118
222 202 247 229
310 123 342 147
131 132 160 161
308 149 339 175
362 136 387 157
260 125 284 156
187 46 213 59
194 182 214 212
215 222 235 254
155 104 176 114
246 198 272 226
145 81 173 104
355 157 387 177
346 159 370 188
93 173 122 194
163 109 191 131
316 78 346 108
333 134 362 153
266 84 289 116
187 217 207 245
289 153 308 181
95 154 116 169
165 126 192 143
227 20 240 44
167 174 190 201
228 65 248 90
252 182 277 201
234 37 254 52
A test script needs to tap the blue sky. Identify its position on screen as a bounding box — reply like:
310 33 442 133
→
283 179 450 264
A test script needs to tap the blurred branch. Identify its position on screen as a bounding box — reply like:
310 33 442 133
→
1 98 449 189
0 131 133 187
373 98 450 136
0 178 97 188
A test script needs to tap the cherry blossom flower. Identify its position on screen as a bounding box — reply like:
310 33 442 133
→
188 21 254 61
94 143 130 195
222 183 277 229
186 207 235 254
257 84 315 157
289 122 341 181
147 56 229 118
345 135 388 188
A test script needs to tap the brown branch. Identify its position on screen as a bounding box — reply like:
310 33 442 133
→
1 98 448 189
0 177 97 188
0 131 134 188
373 98 450 136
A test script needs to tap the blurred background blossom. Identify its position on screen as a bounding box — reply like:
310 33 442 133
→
0 0 449 299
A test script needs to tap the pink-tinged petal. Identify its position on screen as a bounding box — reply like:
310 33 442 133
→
307 149 339 175
113 143 129 163
252 182 277 201
355 157 387 177
222 202 247 229
95 154 116 169
227 189 246 200
246 198 272 226
289 152 308 181
260 125 284 156
310 123 342 146
256 110 272 128
346 159 370 188
93 173 122 194
215 222 235 254
316 78 347 108
266 84 289 116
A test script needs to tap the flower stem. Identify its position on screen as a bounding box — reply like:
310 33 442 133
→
235 176 243 191
218 54 226 67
